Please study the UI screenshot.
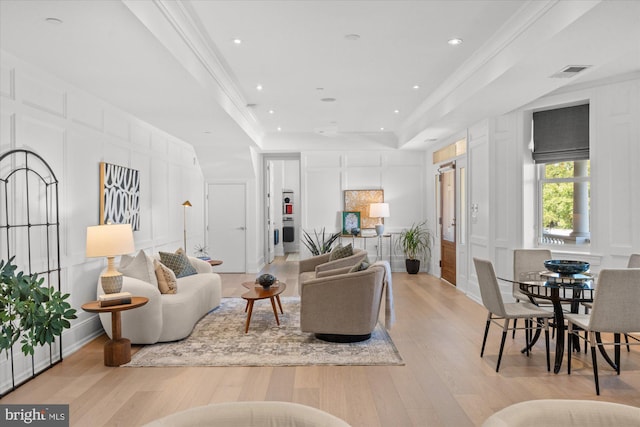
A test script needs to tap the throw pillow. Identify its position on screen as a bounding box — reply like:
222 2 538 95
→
118 250 158 287
350 260 370 273
154 259 177 294
159 250 198 278
329 243 354 261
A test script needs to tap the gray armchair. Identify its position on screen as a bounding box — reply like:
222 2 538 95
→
298 248 368 294
300 262 386 342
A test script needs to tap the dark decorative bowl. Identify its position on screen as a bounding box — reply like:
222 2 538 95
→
351 227 360 236
256 273 277 289
544 259 590 275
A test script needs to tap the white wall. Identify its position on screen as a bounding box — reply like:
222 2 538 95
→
300 150 427 271
0 51 207 392
441 76 640 304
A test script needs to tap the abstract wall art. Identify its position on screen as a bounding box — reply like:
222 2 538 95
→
100 162 140 230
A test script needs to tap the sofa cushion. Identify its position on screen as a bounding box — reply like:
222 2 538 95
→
349 260 370 273
329 243 353 261
119 250 158 288
154 259 177 294
159 250 198 278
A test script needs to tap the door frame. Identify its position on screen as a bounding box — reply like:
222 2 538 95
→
262 153 301 264
438 162 457 285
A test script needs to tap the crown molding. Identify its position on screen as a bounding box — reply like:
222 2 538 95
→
123 0 263 147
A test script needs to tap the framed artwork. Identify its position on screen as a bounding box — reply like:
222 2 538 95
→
344 189 384 229
99 162 140 230
342 211 361 235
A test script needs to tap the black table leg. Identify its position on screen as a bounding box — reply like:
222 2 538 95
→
551 291 564 374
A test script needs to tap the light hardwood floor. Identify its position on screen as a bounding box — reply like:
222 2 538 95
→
2 257 640 426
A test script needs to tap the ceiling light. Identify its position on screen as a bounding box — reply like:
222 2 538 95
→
256 84 263 91
277 127 282 132
412 85 420 90
394 109 400 114
320 98 336 102
448 38 463 46
380 127 385 131
268 109 275 114
344 34 361 41
232 38 242 45
45 17 63 25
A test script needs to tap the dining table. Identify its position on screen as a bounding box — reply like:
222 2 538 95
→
499 271 604 374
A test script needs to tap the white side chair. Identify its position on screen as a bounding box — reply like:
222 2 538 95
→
512 249 552 338
566 268 640 395
473 258 554 372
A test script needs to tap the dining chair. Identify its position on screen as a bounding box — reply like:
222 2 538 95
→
582 253 640 352
566 268 640 395
512 249 552 338
473 258 553 372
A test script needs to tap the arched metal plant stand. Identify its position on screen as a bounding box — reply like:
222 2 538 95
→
0 149 62 397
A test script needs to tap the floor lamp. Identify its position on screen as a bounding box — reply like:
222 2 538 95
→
182 200 192 251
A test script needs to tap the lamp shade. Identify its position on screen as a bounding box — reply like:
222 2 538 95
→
369 203 390 218
86 224 135 257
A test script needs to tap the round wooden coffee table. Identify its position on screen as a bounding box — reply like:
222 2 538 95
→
241 282 286 333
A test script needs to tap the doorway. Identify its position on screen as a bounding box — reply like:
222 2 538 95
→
263 154 301 264
439 164 456 285
208 183 246 273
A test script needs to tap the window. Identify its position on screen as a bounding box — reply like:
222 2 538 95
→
538 160 590 245
533 104 590 246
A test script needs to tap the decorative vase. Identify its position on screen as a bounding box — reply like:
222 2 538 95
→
257 273 277 289
351 227 360 236
405 259 420 274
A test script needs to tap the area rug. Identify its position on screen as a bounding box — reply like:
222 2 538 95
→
124 297 404 367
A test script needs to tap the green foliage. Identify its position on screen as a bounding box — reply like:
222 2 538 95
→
302 228 340 255
395 221 433 261
542 161 590 230
0 257 77 357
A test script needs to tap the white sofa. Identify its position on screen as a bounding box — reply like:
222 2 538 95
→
96 256 222 344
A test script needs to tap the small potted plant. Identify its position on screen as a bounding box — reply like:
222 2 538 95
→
395 221 433 274
302 228 340 256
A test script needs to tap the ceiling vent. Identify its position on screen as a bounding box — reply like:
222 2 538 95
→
550 65 591 79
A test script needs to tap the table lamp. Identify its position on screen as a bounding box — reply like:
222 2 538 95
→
86 223 135 294
369 203 390 236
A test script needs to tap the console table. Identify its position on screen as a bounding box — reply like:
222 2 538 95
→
339 233 392 263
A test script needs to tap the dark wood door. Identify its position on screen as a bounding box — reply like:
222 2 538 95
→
440 168 456 285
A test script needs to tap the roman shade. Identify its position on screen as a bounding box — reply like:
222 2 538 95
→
532 104 589 163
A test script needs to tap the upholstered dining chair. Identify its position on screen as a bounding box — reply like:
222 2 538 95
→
473 258 554 372
512 249 552 338
581 253 640 352
566 268 640 395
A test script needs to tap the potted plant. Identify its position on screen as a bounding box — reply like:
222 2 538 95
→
0 257 77 357
395 221 433 274
302 227 340 256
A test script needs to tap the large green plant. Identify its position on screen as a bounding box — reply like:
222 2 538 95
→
301 228 340 256
395 221 433 261
0 257 77 357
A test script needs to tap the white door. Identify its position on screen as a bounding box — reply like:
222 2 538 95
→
266 163 275 263
208 183 246 273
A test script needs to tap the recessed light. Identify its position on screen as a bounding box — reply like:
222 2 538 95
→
45 17 63 25
380 127 385 131
448 38 463 46
256 84 263 91
277 127 282 132
320 98 336 102
232 38 242 45
412 85 420 90
394 109 400 114
344 34 361 41
268 109 275 114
